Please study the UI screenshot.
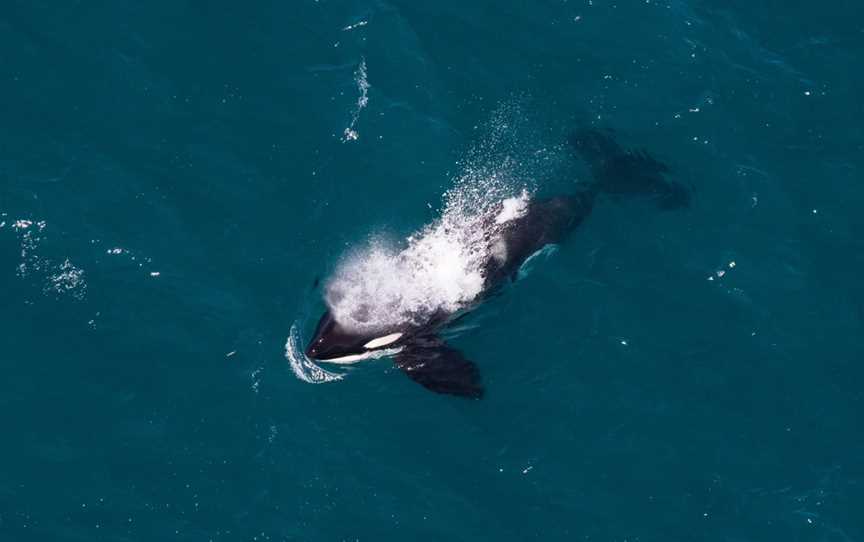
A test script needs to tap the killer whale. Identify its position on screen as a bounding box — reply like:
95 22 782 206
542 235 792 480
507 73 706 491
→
305 128 689 398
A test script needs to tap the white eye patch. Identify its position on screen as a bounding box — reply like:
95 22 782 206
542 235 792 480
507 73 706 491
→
363 333 403 349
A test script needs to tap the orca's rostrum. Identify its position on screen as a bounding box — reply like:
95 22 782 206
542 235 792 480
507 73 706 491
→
306 129 689 398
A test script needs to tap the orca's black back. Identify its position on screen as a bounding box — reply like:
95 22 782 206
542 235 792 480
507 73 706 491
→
483 192 595 287
482 128 690 289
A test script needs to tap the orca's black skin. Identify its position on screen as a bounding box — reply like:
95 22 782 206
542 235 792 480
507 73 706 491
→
305 128 689 398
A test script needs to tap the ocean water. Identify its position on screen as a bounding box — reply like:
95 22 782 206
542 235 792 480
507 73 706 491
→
2 1 863 540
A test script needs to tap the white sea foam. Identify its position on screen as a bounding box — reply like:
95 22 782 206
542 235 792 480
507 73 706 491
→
45 258 87 300
342 20 368 31
495 190 530 224
342 58 369 142
325 105 552 333
8 218 88 300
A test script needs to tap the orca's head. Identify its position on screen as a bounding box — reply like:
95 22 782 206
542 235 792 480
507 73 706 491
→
305 310 405 363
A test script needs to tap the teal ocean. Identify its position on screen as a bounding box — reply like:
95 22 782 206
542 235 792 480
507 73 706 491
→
2 1 862 540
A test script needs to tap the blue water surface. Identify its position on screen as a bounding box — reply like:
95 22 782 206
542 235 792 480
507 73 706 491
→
1 1 862 540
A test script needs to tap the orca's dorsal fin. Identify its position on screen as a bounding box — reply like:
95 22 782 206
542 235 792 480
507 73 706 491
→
394 340 483 399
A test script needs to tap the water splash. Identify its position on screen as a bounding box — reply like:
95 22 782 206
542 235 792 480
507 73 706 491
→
9 218 88 300
13 219 48 277
285 323 344 383
342 20 368 32
325 104 554 333
342 58 369 142
45 258 87 300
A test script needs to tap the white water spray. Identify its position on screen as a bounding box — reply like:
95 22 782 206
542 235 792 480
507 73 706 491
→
325 106 552 334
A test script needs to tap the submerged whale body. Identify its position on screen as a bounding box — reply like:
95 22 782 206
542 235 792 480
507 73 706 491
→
305 129 689 398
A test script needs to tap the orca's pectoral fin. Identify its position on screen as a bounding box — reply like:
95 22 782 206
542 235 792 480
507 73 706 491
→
394 342 484 399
